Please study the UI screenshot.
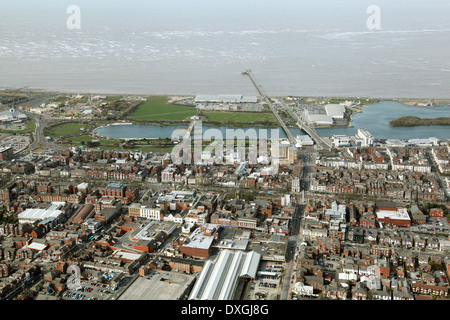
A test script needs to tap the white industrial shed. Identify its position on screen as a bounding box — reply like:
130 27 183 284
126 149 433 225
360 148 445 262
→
189 249 261 300
325 104 346 119
18 202 66 224
195 95 258 104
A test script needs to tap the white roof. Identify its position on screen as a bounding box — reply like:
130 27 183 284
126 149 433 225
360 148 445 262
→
386 139 407 147
0 146 13 153
325 104 346 117
18 202 65 222
189 249 261 300
77 182 89 189
408 139 432 145
195 95 257 104
183 224 217 250
26 242 47 251
357 128 373 137
307 114 333 124
0 109 27 120
296 135 313 142
112 251 142 261
376 208 410 221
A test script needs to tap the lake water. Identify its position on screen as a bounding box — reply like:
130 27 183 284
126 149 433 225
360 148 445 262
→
316 100 450 139
94 101 449 140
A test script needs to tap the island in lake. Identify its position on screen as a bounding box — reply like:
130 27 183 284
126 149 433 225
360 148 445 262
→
389 116 450 127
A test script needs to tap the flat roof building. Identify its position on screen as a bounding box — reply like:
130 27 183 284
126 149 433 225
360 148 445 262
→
180 224 219 259
376 208 411 227
195 95 258 104
296 135 314 146
305 112 334 126
0 109 27 123
18 202 66 224
325 104 346 119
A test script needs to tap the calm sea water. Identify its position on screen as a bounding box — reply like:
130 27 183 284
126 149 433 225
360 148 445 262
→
315 101 450 139
1 0 449 98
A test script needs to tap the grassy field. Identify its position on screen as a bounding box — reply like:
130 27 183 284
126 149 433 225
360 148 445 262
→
203 111 277 124
103 95 123 102
128 96 196 121
47 123 87 138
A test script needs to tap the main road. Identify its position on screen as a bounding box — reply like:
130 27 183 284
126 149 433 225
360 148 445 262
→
11 95 69 157
279 204 306 300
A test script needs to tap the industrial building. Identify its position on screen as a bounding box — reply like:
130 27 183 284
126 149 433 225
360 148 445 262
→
324 104 346 120
194 95 258 104
304 104 347 126
189 249 261 300
18 202 66 224
304 111 333 126
0 108 27 123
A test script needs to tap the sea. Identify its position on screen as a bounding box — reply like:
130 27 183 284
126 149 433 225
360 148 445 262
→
0 0 449 99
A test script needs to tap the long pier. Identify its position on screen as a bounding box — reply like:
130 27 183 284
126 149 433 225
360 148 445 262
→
244 69 331 150
242 69 297 145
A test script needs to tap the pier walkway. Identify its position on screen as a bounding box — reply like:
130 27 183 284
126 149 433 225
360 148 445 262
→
243 69 331 150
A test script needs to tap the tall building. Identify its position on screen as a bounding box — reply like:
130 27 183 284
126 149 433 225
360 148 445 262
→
0 147 14 161
356 128 374 147
292 177 301 193
278 139 298 165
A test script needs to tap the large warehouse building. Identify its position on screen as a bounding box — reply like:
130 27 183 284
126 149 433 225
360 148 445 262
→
304 104 347 126
18 202 66 224
0 108 27 123
189 249 261 300
195 95 258 104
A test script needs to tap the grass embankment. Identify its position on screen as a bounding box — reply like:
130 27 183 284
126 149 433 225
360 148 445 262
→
389 116 450 127
128 96 196 121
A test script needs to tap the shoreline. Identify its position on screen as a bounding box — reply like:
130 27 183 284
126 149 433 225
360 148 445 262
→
2 88 450 104
7 89 450 142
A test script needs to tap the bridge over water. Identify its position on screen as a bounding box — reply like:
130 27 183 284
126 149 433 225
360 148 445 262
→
242 69 331 150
